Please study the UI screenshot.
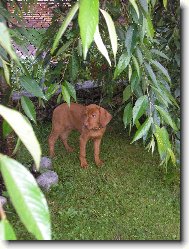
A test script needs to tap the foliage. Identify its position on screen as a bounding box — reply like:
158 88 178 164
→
0 0 180 175
0 22 51 240
112 0 180 171
0 0 180 241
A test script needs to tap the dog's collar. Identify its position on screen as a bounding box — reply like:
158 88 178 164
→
83 125 104 131
92 125 104 131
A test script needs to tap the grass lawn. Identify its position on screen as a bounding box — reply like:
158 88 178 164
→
8 120 180 240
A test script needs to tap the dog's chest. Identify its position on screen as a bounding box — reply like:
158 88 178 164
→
88 128 105 139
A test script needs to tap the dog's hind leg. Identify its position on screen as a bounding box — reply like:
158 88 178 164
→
48 131 59 157
60 130 74 153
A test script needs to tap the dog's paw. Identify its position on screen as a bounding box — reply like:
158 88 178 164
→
80 161 88 169
95 159 104 167
67 147 74 153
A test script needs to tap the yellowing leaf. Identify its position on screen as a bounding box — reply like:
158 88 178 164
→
94 25 111 66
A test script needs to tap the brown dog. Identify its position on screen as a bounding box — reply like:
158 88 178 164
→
48 103 112 168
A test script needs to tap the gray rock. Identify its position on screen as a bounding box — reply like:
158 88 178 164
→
36 170 58 191
33 156 52 173
40 157 52 170
0 196 7 207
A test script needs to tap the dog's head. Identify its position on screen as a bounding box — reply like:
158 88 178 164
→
83 104 112 130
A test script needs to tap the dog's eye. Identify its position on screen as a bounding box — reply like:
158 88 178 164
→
92 114 96 118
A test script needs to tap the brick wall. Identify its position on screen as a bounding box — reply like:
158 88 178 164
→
8 0 71 29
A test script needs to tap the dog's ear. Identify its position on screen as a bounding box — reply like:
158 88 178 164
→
99 107 112 127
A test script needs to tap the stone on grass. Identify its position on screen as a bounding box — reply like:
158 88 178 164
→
36 170 58 191
33 156 52 173
0 196 7 207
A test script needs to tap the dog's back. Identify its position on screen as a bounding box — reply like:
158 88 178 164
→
52 103 85 132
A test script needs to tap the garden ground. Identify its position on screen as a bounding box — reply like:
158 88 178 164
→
8 121 180 240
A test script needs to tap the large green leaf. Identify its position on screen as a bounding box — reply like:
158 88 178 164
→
20 76 46 99
0 23 19 64
100 9 117 63
133 95 148 125
51 2 79 54
123 102 132 128
131 116 152 143
21 96 36 124
0 219 17 240
155 105 178 131
94 25 111 66
78 0 99 59
0 105 41 169
0 155 51 240
114 51 131 79
151 59 171 82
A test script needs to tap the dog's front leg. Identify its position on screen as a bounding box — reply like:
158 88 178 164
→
79 135 89 168
94 138 104 166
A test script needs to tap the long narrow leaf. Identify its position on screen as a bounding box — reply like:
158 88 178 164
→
21 96 36 124
155 105 178 131
145 14 154 39
64 81 76 101
131 117 153 143
114 51 131 79
94 25 111 66
138 0 148 14
132 55 140 77
129 0 140 18
0 155 51 240
51 2 79 54
62 85 70 106
133 95 148 125
154 125 171 160
100 9 117 63
151 49 170 60
144 62 157 86
78 0 99 59
151 59 171 82
20 76 46 100
125 26 133 55
123 102 132 128
0 23 19 64
0 105 41 169
2 59 10 85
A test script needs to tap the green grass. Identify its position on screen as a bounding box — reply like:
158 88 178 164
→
9 121 180 240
